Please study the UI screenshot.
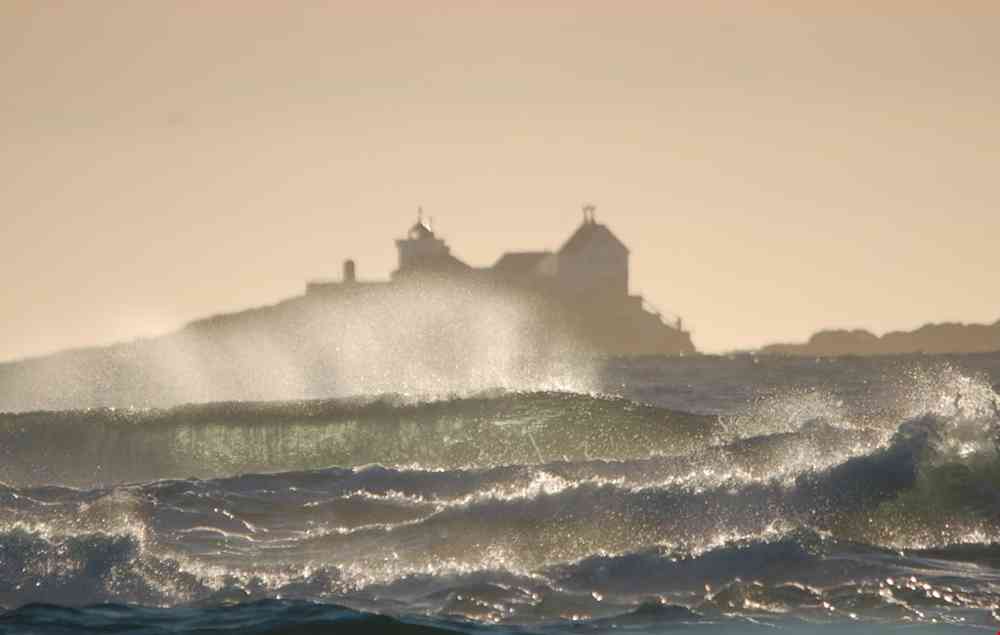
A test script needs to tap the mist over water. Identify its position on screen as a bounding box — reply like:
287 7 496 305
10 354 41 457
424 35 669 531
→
2 318 1000 633
0 280 597 413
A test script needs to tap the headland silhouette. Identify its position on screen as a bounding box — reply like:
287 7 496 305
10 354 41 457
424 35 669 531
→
759 321 1000 357
0 209 693 412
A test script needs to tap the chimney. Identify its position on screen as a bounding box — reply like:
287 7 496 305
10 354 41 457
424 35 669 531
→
343 259 356 283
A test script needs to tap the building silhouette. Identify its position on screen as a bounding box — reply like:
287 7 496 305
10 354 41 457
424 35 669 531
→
307 207 695 355
393 209 471 279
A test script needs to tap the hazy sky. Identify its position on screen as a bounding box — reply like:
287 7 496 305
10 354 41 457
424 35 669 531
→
2 2 998 360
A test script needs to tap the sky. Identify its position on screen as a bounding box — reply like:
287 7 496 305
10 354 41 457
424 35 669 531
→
1 2 998 360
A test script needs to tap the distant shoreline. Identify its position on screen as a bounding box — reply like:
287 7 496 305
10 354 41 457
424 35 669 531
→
756 319 1000 357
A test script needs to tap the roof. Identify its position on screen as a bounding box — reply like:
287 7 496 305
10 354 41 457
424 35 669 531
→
492 251 551 275
407 221 434 240
558 222 629 256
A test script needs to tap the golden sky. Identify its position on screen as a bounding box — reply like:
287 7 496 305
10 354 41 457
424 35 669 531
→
1 2 998 360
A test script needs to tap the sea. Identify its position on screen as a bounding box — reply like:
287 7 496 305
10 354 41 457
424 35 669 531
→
2 353 1000 634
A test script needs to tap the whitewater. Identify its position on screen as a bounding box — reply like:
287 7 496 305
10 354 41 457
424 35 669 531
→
2 353 1000 633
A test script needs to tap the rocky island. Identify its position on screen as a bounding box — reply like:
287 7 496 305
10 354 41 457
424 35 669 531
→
759 320 1000 357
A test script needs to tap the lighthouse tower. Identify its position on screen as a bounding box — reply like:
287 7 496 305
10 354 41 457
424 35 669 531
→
392 208 470 279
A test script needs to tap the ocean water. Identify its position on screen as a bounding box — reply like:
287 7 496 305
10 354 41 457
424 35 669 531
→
2 353 1000 633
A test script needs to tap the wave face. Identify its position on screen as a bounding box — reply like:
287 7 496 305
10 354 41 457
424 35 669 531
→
1 354 1000 634
0 393 717 487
